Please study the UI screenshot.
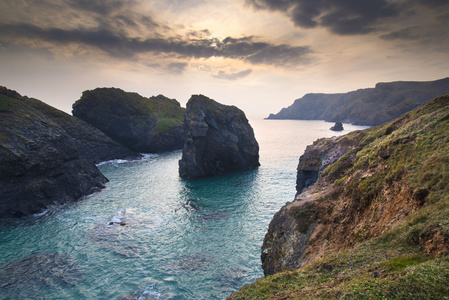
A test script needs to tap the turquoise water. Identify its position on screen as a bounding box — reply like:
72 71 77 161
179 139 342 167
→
0 120 367 299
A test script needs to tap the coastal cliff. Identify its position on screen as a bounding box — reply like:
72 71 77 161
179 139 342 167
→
72 88 185 153
179 95 259 179
267 77 449 126
0 87 136 218
230 93 449 299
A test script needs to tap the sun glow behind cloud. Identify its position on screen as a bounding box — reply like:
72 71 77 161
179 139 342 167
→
0 0 448 117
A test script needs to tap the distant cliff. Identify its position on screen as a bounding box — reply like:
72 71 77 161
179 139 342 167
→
267 77 449 126
179 94 259 179
72 88 185 153
230 93 449 299
0 87 137 218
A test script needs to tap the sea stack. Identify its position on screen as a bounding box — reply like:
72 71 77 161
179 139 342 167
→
330 121 344 131
179 95 259 179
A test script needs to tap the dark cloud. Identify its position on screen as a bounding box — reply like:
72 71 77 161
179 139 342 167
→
246 44 311 65
167 62 189 73
0 22 312 67
213 69 253 80
65 0 131 15
247 0 399 35
379 2 449 43
380 27 421 41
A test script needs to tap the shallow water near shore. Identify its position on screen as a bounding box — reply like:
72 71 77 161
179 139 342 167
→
0 120 367 299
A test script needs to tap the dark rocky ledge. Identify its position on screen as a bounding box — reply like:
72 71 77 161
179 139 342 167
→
0 86 137 218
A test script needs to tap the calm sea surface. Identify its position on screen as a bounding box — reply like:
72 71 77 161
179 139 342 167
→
0 120 367 299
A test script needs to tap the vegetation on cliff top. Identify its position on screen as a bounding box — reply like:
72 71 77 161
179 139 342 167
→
1 86 131 218
230 93 449 299
267 77 449 126
72 88 185 153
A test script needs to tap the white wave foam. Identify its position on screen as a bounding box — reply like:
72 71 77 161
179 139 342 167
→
32 209 50 218
96 153 159 166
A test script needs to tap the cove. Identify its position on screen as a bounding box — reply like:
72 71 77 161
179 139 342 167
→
0 120 367 299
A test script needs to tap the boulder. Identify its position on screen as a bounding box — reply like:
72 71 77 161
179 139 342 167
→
179 95 259 179
72 88 185 153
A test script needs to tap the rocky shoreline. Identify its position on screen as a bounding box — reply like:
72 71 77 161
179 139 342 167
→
229 93 449 299
0 87 138 218
0 87 260 218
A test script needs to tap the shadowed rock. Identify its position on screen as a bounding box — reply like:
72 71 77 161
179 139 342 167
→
72 88 185 153
179 95 259 179
0 86 136 218
330 121 344 131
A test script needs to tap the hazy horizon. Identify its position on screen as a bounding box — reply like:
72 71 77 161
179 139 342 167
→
1 0 448 118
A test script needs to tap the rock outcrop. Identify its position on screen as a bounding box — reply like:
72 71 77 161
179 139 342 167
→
295 134 359 195
179 95 259 179
0 86 136 218
330 121 343 131
261 93 449 276
72 88 185 153
267 77 449 126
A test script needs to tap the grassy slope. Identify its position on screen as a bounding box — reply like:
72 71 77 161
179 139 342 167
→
229 94 449 299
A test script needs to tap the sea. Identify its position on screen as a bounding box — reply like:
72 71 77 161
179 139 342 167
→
0 119 368 299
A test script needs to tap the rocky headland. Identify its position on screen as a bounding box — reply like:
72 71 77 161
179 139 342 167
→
230 93 449 299
0 86 137 218
72 88 185 153
179 95 259 179
267 77 449 126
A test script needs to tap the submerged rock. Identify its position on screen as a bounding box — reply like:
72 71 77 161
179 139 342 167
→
179 95 259 179
0 251 82 296
72 88 185 153
0 86 136 218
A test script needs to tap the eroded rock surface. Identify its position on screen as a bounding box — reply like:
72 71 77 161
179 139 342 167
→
262 94 449 275
0 86 135 218
179 95 259 179
72 88 185 153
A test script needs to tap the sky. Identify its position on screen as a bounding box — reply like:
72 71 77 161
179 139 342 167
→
1 0 448 118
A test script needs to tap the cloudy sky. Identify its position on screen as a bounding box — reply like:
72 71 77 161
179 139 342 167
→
1 0 448 117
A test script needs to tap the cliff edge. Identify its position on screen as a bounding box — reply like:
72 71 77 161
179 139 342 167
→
0 87 136 218
230 93 449 299
267 77 449 126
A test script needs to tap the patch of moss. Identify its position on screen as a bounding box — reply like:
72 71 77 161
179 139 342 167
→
0 94 18 112
154 118 183 133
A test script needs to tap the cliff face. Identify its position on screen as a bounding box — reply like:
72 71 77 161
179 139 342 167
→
262 93 449 275
267 77 449 126
0 87 135 218
72 88 185 153
179 95 259 179
230 93 449 299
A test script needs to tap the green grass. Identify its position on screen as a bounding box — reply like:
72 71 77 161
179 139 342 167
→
0 94 16 111
229 94 449 300
154 118 183 132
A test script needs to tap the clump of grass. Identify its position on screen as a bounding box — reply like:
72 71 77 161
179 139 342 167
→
229 94 449 300
0 94 16 111
154 118 183 133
